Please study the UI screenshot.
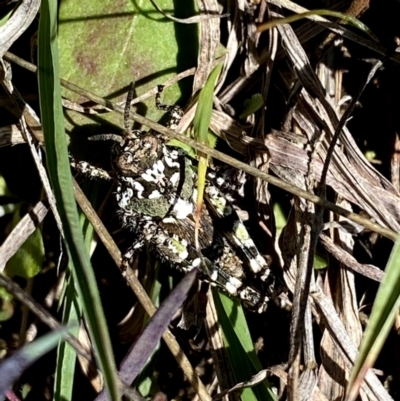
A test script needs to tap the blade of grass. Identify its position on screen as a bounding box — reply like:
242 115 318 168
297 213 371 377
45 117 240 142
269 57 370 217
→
54 186 98 401
53 275 80 401
192 64 223 145
214 290 277 401
346 235 400 401
37 1 119 399
192 63 222 250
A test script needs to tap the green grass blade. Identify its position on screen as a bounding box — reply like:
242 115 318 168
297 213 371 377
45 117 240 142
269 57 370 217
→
53 197 97 401
193 64 223 146
192 64 222 245
347 235 400 401
214 290 277 401
37 1 119 399
53 276 80 401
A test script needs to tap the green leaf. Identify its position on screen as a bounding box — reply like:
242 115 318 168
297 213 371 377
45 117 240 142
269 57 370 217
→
193 64 223 146
240 94 264 119
273 202 287 236
313 254 328 270
192 64 223 246
58 0 198 131
5 205 44 279
0 175 12 197
37 1 119 399
0 287 13 321
0 7 13 28
347 234 400 401
192 64 222 166
0 175 16 218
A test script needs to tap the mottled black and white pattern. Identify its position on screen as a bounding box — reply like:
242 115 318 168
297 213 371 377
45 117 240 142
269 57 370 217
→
71 84 271 313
